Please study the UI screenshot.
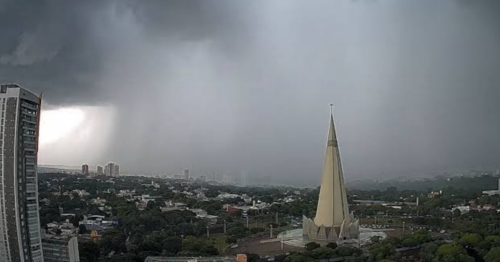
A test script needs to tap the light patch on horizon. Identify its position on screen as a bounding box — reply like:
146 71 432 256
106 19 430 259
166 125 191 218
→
38 105 116 167
39 107 85 145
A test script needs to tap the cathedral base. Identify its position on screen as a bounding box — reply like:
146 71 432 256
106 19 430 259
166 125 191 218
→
302 216 360 243
274 228 386 248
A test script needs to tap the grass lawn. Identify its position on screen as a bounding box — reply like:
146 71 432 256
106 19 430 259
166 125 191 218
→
204 233 228 252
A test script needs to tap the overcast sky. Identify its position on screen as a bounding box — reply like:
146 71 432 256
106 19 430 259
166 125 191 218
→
1 0 499 185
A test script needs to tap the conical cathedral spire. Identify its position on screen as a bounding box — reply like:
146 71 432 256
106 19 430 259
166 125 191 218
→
302 107 359 242
313 108 350 228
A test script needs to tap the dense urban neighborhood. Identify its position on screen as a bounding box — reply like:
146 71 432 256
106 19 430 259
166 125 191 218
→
38 171 500 262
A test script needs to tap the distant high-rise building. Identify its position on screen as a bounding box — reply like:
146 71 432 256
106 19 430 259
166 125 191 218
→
183 169 189 180
104 163 112 176
113 164 119 177
81 164 89 175
96 166 103 176
0 84 44 262
105 162 119 177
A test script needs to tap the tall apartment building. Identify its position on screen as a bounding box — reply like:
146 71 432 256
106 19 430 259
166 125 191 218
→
113 164 119 177
0 84 44 262
41 236 79 262
104 163 111 176
96 166 103 176
81 164 89 176
104 162 119 177
183 169 189 180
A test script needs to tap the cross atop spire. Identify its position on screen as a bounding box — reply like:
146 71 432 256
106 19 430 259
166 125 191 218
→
329 103 333 116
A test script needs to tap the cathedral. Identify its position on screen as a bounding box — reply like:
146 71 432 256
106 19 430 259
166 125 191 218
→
302 111 359 243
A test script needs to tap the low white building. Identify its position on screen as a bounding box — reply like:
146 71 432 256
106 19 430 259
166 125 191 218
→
452 206 471 214
188 209 218 225
161 201 187 212
116 189 135 198
483 179 500 196
284 196 296 203
141 194 162 203
142 181 161 188
91 198 107 206
216 193 240 200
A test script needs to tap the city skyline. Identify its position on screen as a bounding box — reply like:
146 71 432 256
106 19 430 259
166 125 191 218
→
1 1 500 185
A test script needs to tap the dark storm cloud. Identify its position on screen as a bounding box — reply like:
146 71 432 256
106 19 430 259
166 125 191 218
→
1 0 500 185
0 0 251 104
0 0 109 104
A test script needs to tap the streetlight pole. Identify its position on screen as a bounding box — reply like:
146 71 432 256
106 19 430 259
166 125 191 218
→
402 221 406 237
206 226 210 238
358 231 361 248
270 224 273 239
